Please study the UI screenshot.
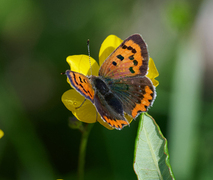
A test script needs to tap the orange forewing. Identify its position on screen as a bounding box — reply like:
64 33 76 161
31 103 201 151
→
66 70 95 102
99 34 148 79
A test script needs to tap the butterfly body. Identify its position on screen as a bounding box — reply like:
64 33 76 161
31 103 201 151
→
65 34 156 130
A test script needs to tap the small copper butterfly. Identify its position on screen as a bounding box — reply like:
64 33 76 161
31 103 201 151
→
65 34 156 130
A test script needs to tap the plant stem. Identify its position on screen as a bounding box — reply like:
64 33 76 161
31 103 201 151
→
78 123 94 180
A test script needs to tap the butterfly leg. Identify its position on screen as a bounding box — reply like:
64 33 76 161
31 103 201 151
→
75 98 86 109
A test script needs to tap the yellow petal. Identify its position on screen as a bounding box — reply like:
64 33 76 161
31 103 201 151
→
146 58 159 87
61 89 96 123
66 55 99 76
0 129 4 139
99 35 123 66
62 89 114 129
61 88 133 130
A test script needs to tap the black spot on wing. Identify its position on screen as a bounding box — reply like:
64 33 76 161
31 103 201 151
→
88 91 92 97
129 67 135 74
73 73 79 85
129 55 134 60
79 76 83 83
133 60 138 66
112 61 117 66
117 54 124 61
80 84 87 93
126 46 137 54
122 44 127 49
132 49 136 53
126 34 149 75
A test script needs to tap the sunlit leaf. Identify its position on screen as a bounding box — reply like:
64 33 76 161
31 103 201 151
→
134 113 175 180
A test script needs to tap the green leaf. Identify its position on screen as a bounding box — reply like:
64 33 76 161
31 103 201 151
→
134 113 175 180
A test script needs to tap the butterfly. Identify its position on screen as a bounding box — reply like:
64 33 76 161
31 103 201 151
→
65 34 156 130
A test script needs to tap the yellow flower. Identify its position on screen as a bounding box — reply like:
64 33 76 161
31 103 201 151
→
61 35 159 130
0 129 4 139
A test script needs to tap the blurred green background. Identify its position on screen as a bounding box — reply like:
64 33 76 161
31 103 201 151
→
0 0 213 179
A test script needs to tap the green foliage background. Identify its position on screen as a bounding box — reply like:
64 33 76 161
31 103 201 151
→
0 0 213 179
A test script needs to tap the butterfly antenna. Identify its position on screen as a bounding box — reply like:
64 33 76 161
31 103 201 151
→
87 39 92 75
